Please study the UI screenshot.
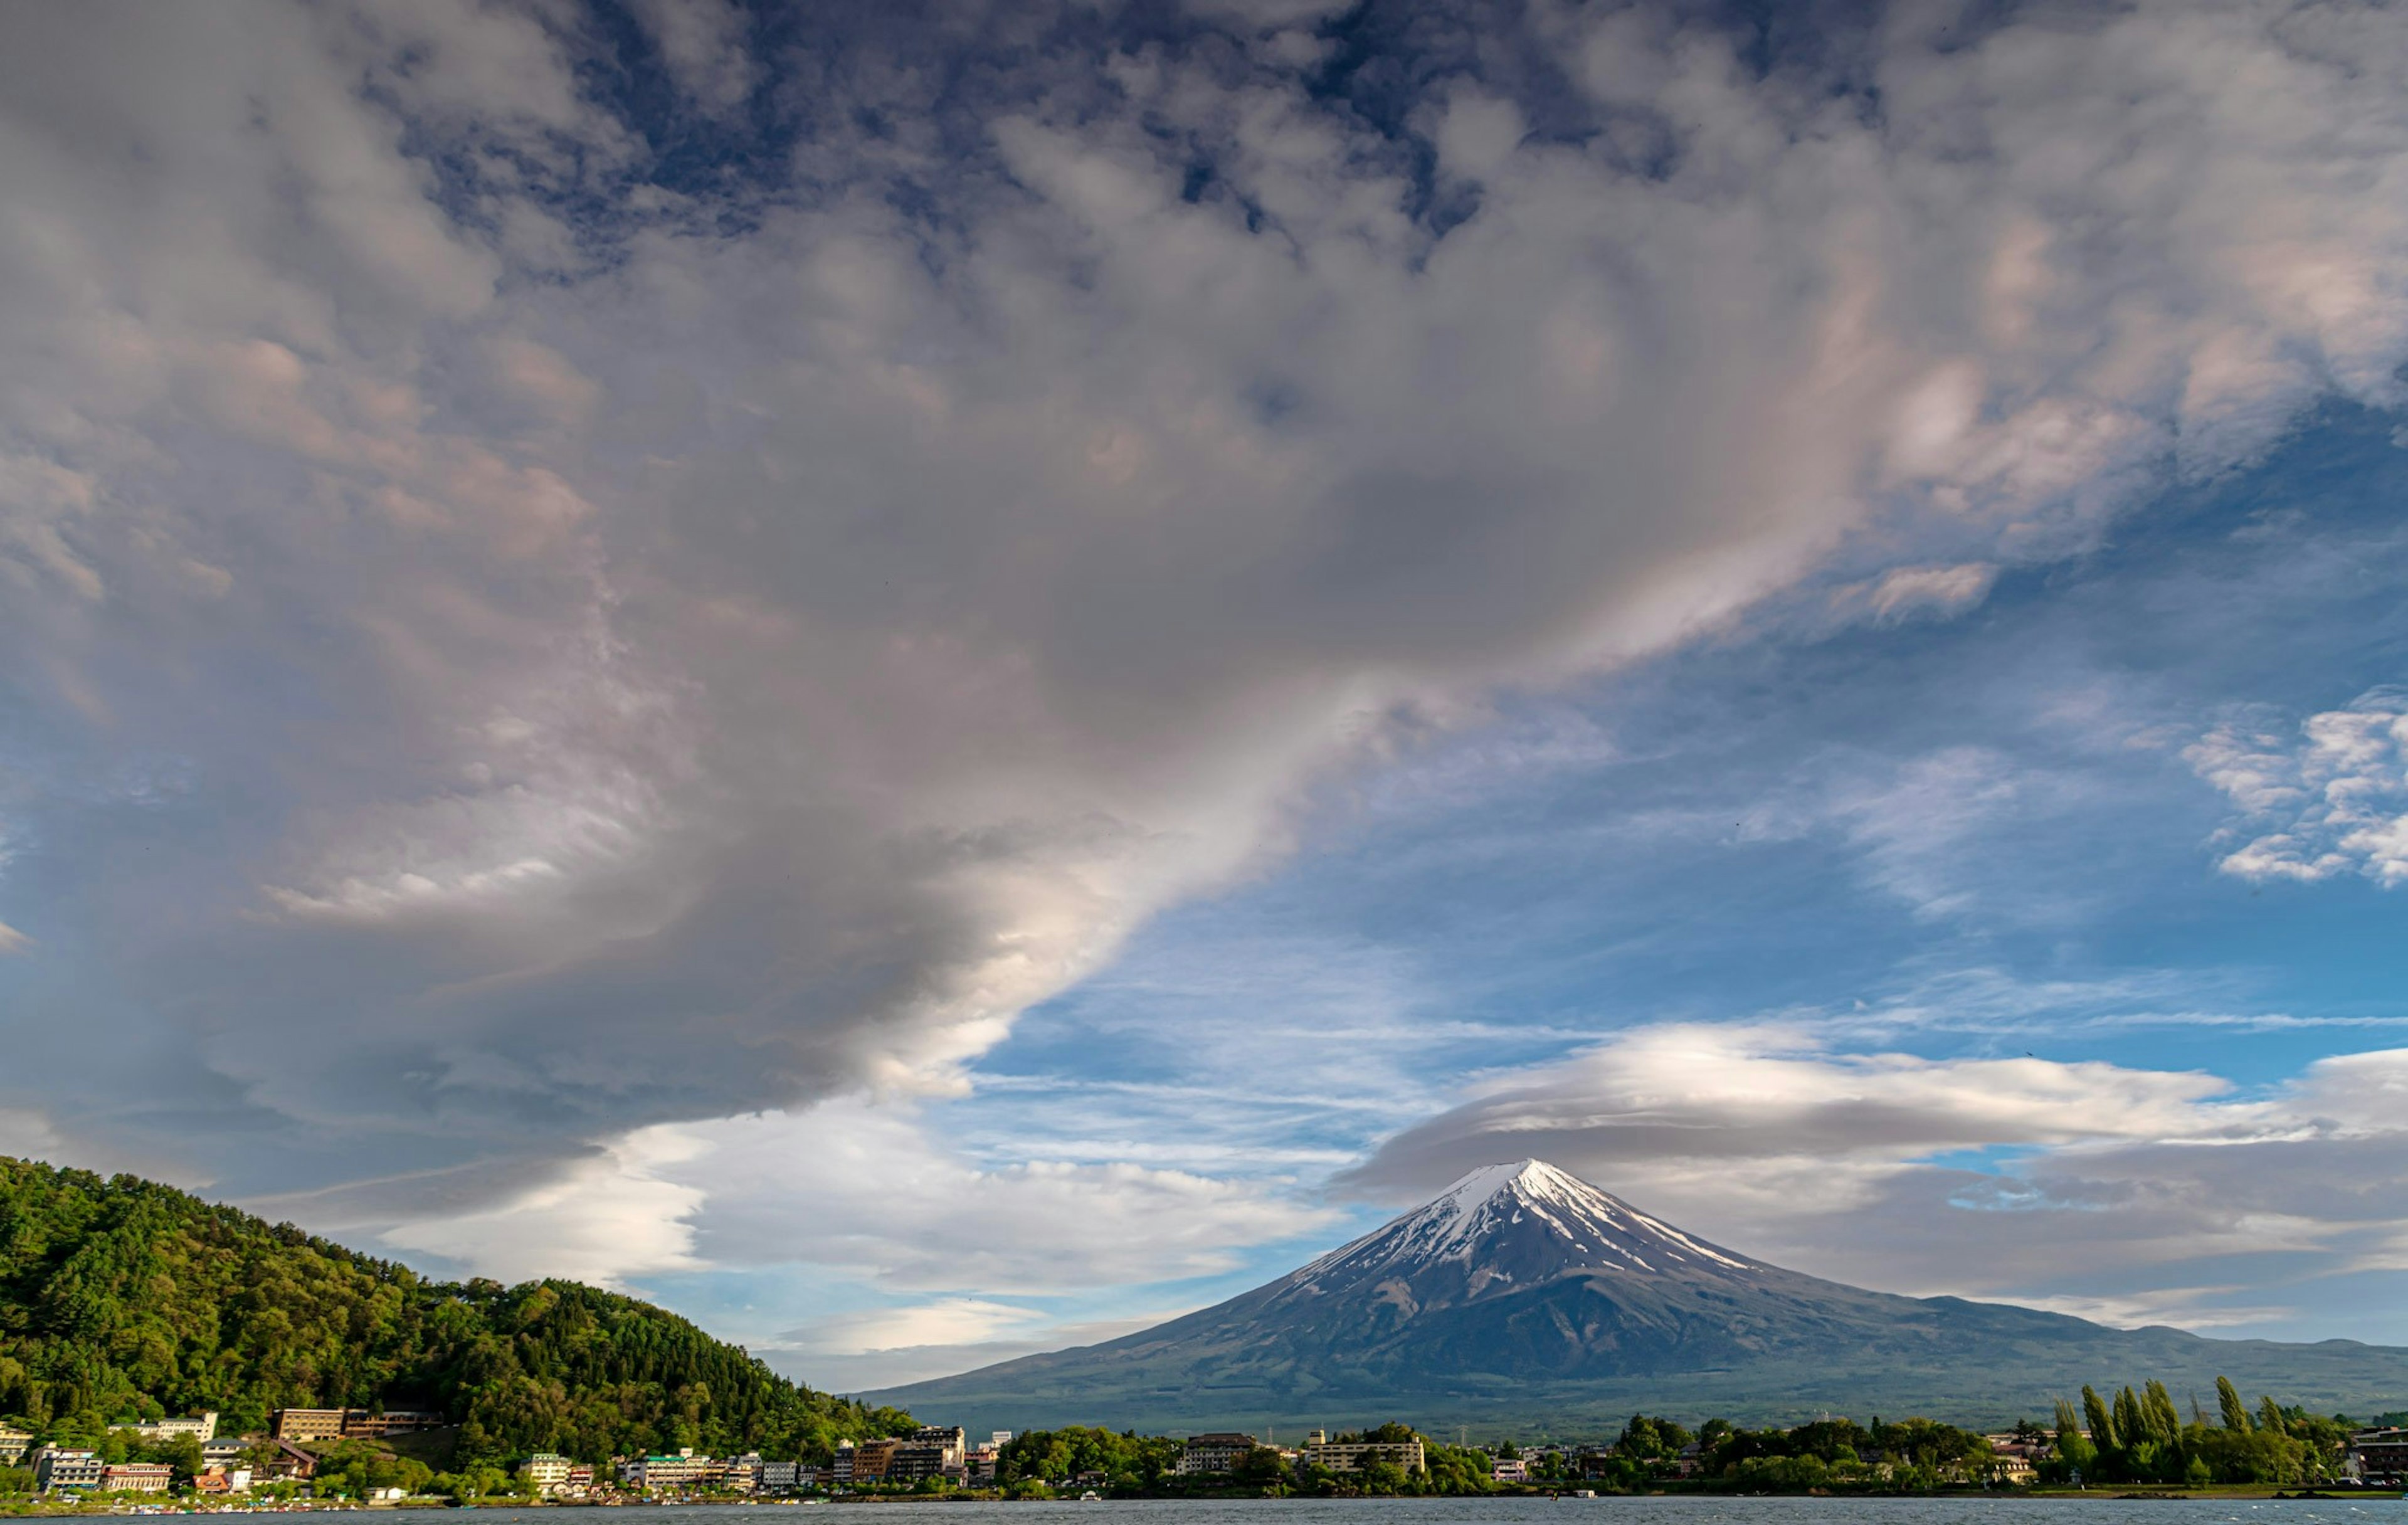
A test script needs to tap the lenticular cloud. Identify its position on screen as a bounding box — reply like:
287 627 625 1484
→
2 0 2407 1216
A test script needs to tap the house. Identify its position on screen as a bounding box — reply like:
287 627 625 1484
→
103 1463 175 1494
193 1468 255 1495
267 1440 320 1480
34 1448 106 1494
0 1427 29 1467
1491 1458 1526 1483
203 1438 253 1469
1176 1433 1260 1475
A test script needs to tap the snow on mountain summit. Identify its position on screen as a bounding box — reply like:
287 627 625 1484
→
1291 1158 1759 1295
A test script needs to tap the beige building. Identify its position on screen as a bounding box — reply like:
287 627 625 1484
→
0 1427 31 1466
272 1407 446 1441
103 1463 174 1494
1301 1433 1423 1474
272 1409 349 1442
519 1454 575 1495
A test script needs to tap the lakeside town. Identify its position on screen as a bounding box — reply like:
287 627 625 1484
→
4 1395 2407 1511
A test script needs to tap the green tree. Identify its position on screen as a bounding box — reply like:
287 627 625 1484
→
2082 1386 2116 1450
2217 1376 2251 1433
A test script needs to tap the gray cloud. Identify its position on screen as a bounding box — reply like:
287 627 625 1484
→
3 0 2407 1247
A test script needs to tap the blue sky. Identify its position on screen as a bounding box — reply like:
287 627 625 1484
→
4 0 2408 1398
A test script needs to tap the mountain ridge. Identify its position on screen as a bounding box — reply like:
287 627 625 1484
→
873 1159 2408 1433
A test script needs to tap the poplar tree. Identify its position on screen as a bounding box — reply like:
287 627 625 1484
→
2082 1387 2116 1450
2256 1397 2287 1437
2217 1376 2251 1433
2143 1381 2182 1445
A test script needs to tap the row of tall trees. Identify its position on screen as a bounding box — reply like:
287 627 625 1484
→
2045 1375 2356 1486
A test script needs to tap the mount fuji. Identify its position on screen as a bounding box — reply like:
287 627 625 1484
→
870 1160 2408 1432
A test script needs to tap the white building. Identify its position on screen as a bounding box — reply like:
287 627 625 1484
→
124 1412 219 1443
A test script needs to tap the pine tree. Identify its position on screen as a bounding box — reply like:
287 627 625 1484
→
2217 1376 2251 1433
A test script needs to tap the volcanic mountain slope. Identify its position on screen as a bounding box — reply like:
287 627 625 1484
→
874 1160 2408 1432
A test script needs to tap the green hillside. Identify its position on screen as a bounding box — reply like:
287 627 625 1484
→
0 1156 909 1464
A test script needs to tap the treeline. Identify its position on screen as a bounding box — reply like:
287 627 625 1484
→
992 1423 1503 1497
1596 1412 2000 1491
2039 1376 2357 1487
0 1157 912 1465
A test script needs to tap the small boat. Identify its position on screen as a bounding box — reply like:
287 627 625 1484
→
1078 1491 1101 1502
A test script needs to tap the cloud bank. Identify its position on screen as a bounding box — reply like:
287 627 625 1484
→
2 0 2406 1246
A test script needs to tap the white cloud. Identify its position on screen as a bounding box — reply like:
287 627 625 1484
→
376 1129 710 1287
2192 689 2408 884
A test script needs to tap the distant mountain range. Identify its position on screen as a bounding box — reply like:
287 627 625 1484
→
873 1159 2408 1433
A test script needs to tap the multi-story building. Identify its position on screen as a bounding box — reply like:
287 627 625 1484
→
1491 1458 1526 1483
885 1442 953 1484
202 1438 253 1469
122 1412 219 1443
912 1427 968 1468
1176 1434 1261 1475
1300 1433 1423 1475
719 1454 761 1492
272 1409 350 1442
758 1460 801 1494
347 1410 445 1437
2351 1429 2408 1482
0 1427 30 1467
34 1448 107 1494
850 1438 900 1483
620 1450 721 1489
103 1463 174 1494
520 1454 576 1494
272 1407 446 1442
966 1446 1000 1486
832 1443 855 1485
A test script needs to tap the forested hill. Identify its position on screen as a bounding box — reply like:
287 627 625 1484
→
0 1156 909 1462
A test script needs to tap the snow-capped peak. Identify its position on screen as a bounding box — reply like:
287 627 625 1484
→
1293 1158 1757 1289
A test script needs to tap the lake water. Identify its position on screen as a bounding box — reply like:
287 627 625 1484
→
389 1501 2408 1525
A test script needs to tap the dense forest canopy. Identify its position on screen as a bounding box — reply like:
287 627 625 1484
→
0 1156 910 1463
